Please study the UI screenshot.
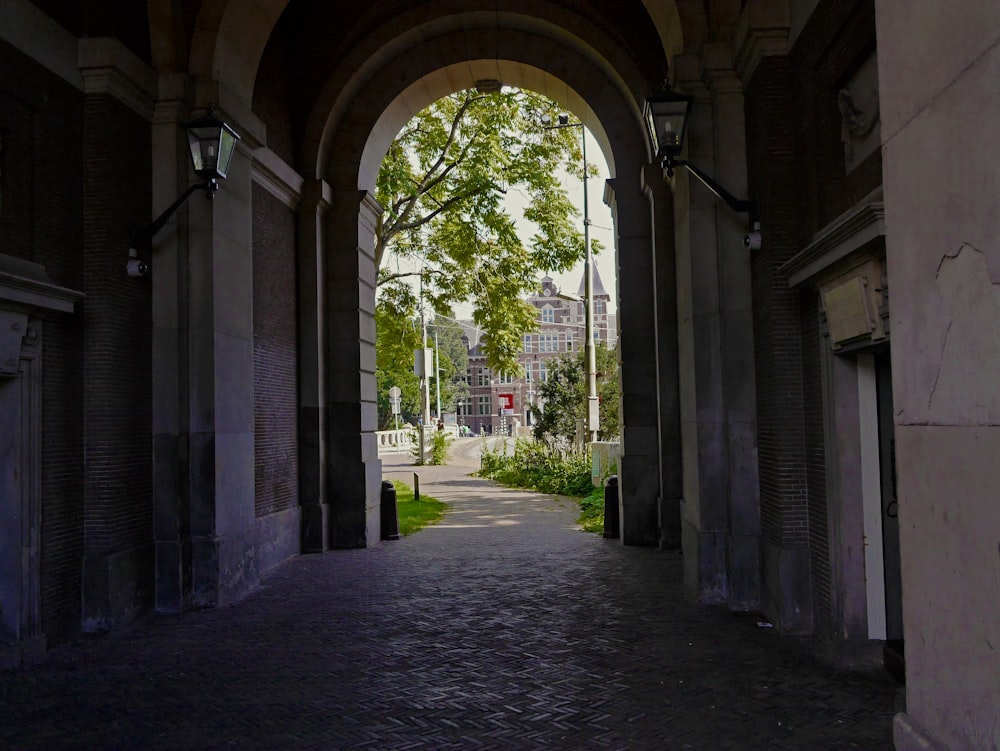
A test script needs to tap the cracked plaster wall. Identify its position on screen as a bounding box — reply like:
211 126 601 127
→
877 2 1000 747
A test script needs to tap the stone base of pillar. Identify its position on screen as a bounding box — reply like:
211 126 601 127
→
761 541 813 633
619 455 659 546
0 634 47 670
893 713 950 751
727 533 761 611
301 503 330 553
82 543 154 633
681 522 728 605
190 529 259 608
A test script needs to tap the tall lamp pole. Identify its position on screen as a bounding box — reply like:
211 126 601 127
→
543 113 599 444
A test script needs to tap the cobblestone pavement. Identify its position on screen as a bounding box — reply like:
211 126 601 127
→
1 441 897 749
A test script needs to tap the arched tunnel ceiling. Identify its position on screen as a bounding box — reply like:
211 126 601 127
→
250 0 676 178
275 0 670 101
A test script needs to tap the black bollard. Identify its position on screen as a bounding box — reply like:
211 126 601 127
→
603 475 620 539
380 480 401 540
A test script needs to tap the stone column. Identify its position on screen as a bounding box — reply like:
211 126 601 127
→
185 115 258 606
324 190 382 549
642 164 683 550
152 85 264 609
610 169 663 547
673 52 760 607
298 179 330 552
705 52 761 611
151 77 193 613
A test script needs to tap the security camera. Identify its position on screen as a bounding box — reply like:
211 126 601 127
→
126 258 149 277
126 248 149 277
743 231 762 250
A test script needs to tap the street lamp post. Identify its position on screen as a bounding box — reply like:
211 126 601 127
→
542 113 599 444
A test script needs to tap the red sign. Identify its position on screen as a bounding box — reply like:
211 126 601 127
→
498 393 515 412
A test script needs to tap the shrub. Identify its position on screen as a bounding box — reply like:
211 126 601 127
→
411 429 451 465
479 438 595 509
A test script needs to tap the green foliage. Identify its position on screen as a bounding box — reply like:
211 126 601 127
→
411 428 451 465
375 87 600 375
532 342 620 445
479 439 593 497
429 430 450 465
376 283 422 426
577 486 606 534
392 480 446 536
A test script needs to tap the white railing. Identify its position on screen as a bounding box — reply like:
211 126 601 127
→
375 429 416 448
375 425 463 449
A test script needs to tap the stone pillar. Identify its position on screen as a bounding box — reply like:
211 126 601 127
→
875 2 1000 748
610 170 663 547
324 190 382 549
642 164 683 550
673 52 760 607
704 52 761 612
151 84 264 610
298 179 330 552
185 114 258 607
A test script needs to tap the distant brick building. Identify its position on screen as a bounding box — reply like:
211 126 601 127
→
459 271 614 435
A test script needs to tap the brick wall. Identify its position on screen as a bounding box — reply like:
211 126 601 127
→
801 292 832 628
745 55 808 551
81 94 154 560
252 184 299 518
744 0 882 637
1 39 87 644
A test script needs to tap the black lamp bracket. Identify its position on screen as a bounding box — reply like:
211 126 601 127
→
664 155 759 223
130 178 218 248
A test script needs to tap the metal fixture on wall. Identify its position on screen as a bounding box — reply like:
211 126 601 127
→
127 106 241 277
644 84 761 248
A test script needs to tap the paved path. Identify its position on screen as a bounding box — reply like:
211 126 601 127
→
1 443 897 749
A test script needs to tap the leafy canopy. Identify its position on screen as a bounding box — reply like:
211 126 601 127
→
375 86 599 375
532 343 620 446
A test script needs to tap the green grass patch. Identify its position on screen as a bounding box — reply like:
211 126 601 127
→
577 486 606 534
393 480 447 536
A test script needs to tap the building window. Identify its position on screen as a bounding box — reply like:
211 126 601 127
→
539 362 548 382
541 306 554 324
456 399 471 416
477 395 492 415
595 300 606 315
477 368 490 387
540 334 558 352
498 373 513 384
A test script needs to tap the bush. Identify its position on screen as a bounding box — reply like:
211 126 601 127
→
411 429 451 465
479 439 594 502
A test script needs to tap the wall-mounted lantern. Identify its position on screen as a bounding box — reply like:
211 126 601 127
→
644 83 761 248
127 106 241 277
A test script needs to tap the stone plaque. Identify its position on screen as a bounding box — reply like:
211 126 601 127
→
822 276 875 345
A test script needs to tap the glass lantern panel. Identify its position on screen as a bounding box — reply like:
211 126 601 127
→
215 128 238 179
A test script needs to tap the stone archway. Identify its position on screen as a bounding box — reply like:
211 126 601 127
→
142 0 694 607
303 21 674 547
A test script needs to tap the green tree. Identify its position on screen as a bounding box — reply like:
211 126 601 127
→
429 315 470 416
532 343 619 445
375 87 600 376
375 283 421 428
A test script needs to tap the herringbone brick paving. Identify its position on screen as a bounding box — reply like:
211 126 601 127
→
0 441 896 749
